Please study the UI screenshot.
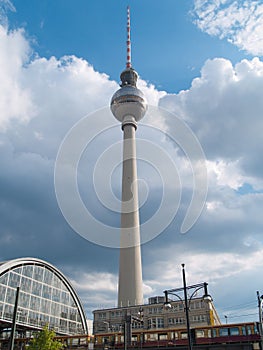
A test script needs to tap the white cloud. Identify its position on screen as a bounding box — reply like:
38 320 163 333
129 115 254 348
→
0 26 35 130
159 57 263 183
192 0 263 56
71 272 117 293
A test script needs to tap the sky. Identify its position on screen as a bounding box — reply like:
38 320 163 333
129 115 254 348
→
0 0 263 326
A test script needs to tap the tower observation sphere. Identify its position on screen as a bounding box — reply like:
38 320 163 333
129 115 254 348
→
111 68 147 126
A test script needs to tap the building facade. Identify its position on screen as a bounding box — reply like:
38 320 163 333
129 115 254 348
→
93 295 220 345
0 257 88 336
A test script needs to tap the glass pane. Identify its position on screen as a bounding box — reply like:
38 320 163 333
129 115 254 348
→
43 268 53 285
219 328 229 336
42 285 52 299
52 275 62 289
13 267 22 274
20 277 32 293
6 287 16 304
9 272 21 288
19 292 30 308
30 296 41 311
0 285 6 302
33 266 44 282
52 288 61 302
230 327 239 336
31 281 42 296
0 273 9 285
22 265 33 278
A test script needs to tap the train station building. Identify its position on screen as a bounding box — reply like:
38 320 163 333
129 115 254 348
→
0 257 88 337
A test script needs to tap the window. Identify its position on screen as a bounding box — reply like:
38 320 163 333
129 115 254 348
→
52 288 61 302
158 334 167 340
20 277 32 293
212 328 217 337
192 314 206 322
196 330 205 338
192 301 201 309
33 266 43 282
42 285 52 299
9 272 21 288
149 333 158 341
157 318 164 328
219 328 229 337
6 288 15 304
246 325 252 335
30 295 41 310
0 285 6 302
31 280 42 296
43 269 53 285
22 265 33 278
148 317 164 329
230 327 239 336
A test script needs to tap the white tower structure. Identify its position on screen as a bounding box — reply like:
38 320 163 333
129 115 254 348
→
110 6 147 307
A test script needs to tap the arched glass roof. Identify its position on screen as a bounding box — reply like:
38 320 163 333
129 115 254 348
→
0 258 88 335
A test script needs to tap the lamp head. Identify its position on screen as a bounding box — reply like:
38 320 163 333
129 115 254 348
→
203 294 213 303
164 302 172 310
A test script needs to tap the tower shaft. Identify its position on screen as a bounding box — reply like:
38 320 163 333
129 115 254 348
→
118 122 143 307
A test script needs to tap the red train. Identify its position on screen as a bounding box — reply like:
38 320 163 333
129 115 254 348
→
0 322 261 349
94 321 261 348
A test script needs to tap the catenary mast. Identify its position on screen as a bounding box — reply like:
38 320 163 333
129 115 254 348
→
110 6 147 307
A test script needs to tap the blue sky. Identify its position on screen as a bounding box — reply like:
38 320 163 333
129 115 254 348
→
7 0 251 92
1 0 263 325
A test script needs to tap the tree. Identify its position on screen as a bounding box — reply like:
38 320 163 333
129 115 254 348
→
27 325 64 350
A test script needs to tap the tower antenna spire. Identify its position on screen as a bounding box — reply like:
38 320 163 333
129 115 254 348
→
126 5 132 69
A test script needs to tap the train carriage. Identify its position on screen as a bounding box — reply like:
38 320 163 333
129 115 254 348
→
94 321 261 348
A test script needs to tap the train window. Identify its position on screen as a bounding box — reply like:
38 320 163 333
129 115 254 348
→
242 326 246 335
219 328 229 337
103 337 109 344
229 327 239 336
79 337 87 345
212 328 217 337
171 331 179 340
246 325 252 335
196 330 205 338
158 334 168 340
72 338 79 345
181 332 188 339
149 333 158 341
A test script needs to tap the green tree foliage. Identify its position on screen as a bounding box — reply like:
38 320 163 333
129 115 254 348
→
27 325 64 350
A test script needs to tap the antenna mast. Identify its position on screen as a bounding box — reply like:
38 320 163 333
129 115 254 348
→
126 5 131 68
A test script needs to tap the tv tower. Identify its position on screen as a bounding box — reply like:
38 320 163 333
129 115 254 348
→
110 6 147 307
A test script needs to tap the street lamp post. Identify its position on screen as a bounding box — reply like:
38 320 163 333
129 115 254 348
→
164 264 212 350
182 264 192 350
124 310 144 350
257 291 263 349
8 287 20 350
